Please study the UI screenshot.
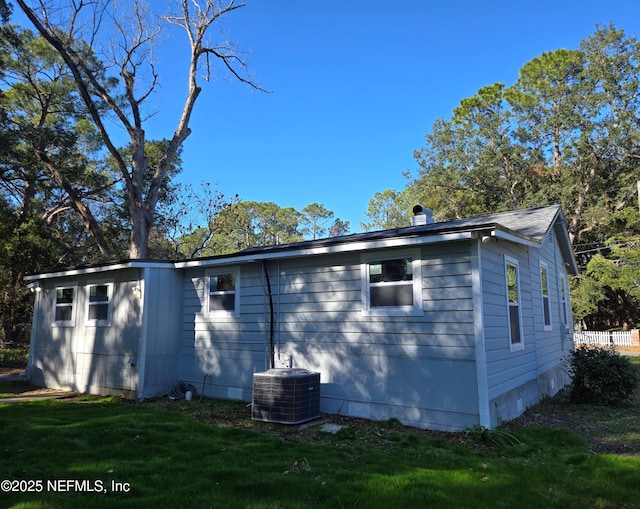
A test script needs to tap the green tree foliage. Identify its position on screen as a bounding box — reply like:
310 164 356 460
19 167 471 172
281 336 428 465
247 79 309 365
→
0 25 104 343
299 202 350 239
15 0 263 259
208 201 302 253
505 48 586 216
161 182 239 259
362 189 412 230
0 25 200 342
408 24 640 237
300 202 334 240
189 201 349 257
571 228 640 329
0 197 66 343
328 218 351 237
0 1 10 24
378 24 640 328
1 25 115 260
410 83 531 220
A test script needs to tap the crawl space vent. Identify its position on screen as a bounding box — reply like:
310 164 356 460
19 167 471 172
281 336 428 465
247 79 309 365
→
252 368 320 424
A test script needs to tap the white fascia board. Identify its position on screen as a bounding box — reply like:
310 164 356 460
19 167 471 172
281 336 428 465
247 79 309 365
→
23 260 175 282
492 227 540 248
174 231 476 269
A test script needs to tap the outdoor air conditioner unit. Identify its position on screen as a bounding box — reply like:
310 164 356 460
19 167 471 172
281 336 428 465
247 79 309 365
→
251 368 321 424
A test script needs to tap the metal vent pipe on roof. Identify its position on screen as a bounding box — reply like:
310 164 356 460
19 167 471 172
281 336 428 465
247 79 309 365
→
411 205 435 226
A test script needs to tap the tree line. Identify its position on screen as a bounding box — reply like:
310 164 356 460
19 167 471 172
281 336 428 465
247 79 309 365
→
362 24 640 330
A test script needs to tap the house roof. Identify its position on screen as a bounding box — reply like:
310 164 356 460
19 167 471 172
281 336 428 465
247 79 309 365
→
23 259 175 282
25 204 578 281
176 204 578 274
439 205 562 239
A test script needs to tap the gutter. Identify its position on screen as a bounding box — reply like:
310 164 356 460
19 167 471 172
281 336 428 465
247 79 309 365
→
24 260 175 282
492 226 540 248
175 231 477 269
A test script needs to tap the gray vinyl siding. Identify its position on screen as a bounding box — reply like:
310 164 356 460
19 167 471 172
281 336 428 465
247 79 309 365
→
482 240 535 392
530 230 573 374
30 269 143 397
481 238 537 427
480 232 572 425
179 265 272 398
139 268 183 398
178 241 480 431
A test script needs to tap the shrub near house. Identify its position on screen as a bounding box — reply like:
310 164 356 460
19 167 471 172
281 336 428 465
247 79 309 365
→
568 345 640 406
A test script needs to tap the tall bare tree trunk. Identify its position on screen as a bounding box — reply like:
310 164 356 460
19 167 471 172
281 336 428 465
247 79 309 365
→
17 0 263 260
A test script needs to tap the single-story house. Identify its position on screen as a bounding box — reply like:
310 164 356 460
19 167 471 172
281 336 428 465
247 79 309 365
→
24 204 578 431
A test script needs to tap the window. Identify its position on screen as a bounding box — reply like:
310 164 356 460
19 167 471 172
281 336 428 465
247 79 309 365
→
207 270 239 316
559 275 568 325
540 263 552 330
54 286 76 326
362 252 422 316
505 258 523 351
86 283 113 326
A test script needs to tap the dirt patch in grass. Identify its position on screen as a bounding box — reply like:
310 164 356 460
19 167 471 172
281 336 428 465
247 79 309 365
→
509 358 640 456
506 390 640 455
150 392 637 456
151 372 640 456
151 397 456 450
5 361 639 456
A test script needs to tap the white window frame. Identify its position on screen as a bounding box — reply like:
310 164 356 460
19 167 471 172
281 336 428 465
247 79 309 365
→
559 274 568 326
53 285 77 327
505 256 524 352
540 262 552 331
361 250 423 317
206 267 240 318
85 282 114 327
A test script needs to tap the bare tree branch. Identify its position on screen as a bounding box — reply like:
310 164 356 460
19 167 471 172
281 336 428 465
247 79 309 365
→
16 0 265 259
16 0 133 185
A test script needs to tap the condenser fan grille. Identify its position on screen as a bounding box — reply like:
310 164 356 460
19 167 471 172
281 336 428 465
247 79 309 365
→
251 369 321 424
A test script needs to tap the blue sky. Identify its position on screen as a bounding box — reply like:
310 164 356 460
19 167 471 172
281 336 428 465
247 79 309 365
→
13 1 640 232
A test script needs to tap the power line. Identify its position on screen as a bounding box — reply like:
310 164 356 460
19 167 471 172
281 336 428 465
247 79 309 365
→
572 237 640 256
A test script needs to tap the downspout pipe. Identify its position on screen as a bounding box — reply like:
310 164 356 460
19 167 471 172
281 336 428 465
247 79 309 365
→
262 260 275 369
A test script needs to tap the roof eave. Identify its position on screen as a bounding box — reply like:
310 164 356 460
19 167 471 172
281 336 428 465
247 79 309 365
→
554 222 579 275
23 260 175 282
174 230 478 269
492 225 540 247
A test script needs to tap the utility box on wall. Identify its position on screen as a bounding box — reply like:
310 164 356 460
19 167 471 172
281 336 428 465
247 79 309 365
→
251 368 321 424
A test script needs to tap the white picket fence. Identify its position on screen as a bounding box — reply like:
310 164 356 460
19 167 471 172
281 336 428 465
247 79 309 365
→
573 330 633 347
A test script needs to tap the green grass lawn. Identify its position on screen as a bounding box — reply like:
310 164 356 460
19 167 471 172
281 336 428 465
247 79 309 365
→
0 356 638 508
0 397 638 508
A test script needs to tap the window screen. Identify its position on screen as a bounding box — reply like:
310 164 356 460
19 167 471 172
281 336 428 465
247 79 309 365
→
369 258 414 307
540 264 551 329
88 284 110 321
55 287 75 323
506 262 522 346
209 273 237 312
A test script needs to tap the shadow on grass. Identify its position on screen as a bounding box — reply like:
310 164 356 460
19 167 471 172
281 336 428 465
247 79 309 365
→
0 356 638 508
0 392 639 509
